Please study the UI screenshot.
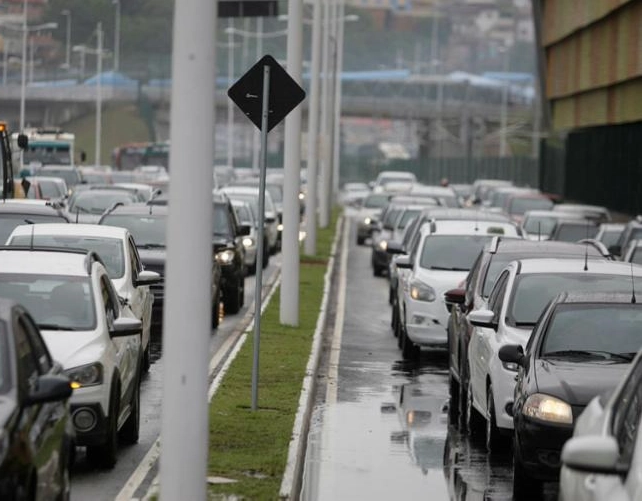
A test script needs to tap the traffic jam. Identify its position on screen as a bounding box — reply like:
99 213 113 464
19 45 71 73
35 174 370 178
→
338 173 642 500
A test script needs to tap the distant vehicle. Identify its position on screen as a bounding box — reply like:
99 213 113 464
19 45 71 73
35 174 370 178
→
371 170 416 192
14 175 68 202
0 121 28 199
111 141 169 171
339 182 370 207
15 127 79 170
552 203 611 224
0 298 74 500
35 165 84 190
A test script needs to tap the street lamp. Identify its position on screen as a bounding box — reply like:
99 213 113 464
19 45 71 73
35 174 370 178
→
498 44 511 157
113 0 120 72
61 9 71 70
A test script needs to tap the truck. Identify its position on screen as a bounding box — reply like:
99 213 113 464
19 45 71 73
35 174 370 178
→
1 122 28 199
13 127 76 172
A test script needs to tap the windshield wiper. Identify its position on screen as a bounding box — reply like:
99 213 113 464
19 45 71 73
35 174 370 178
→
543 350 635 362
138 243 166 249
513 321 536 327
429 266 469 271
38 324 76 331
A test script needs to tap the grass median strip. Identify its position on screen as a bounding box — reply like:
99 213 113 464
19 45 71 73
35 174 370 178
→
207 209 340 500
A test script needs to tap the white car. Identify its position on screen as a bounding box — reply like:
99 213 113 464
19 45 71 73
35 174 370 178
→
395 218 520 359
230 198 268 273
6 223 159 372
466 258 642 452
559 349 642 501
0 247 143 468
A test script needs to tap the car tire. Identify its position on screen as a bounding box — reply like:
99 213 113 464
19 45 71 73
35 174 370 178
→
457 359 469 430
373 265 384 277
466 381 485 441
212 288 221 329
391 304 398 334
357 235 365 245
262 239 270 268
87 381 120 469
224 278 242 315
119 375 140 445
143 344 151 373
401 326 419 360
485 384 509 453
448 373 460 423
248 257 257 276
513 441 542 499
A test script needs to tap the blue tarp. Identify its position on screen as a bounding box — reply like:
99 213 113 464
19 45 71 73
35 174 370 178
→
83 71 139 87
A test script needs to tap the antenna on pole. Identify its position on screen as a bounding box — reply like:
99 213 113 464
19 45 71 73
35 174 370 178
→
583 221 590 271
631 261 637 304
537 221 541 242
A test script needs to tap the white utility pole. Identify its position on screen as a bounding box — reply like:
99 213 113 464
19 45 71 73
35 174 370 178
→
159 0 215 498
318 0 332 228
113 0 121 72
95 22 103 167
61 9 71 70
499 45 510 157
19 0 27 131
304 0 322 255
28 36 33 84
227 19 235 167
331 0 346 201
280 0 304 326
326 0 338 211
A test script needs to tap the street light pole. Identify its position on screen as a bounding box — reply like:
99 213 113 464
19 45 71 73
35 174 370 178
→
331 0 346 200
227 19 234 167
113 0 120 72
95 22 103 168
499 45 510 157
318 0 332 228
19 0 27 131
28 36 33 84
61 9 71 70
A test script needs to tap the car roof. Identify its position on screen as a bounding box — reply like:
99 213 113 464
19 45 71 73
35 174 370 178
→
554 291 639 305
9 223 128 240
419 207 512 222
0 201 68 216
553 204 609 212
0 248 96 276
514 258 642 276
523 210 586 219
490 238 607 257
420 219 519 236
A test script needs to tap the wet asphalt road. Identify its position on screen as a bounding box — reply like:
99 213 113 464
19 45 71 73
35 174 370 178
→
69 256 280 501
301 215 559 501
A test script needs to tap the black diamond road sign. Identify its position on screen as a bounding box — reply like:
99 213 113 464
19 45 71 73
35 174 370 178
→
228 55 306 133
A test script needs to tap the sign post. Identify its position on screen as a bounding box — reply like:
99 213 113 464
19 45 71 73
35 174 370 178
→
228 54 305 410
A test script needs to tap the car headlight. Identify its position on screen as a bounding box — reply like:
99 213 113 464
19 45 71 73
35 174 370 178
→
523 394 572 424
378 240 388 251
410 280 436 302
242 237 254 248
216 249 236 265
364 217 372 225
298 192 305 200
277 224 284 232
64 362 103 389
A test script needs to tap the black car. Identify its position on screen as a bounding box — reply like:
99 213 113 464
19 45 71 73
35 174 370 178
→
499 291 642 497
99 203 225 328
0 201 70 243
0 298 74 500
444 238 612 423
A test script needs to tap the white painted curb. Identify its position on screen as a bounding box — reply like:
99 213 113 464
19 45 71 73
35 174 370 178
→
278 215 344 500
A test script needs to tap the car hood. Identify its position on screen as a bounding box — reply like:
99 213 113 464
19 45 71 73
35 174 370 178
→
534 359 629 407
137 248 166 267
41 330 106 370
415 268 468 294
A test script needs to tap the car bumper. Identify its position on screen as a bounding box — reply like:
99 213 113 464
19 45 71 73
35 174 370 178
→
514 415 574 480
490 364 519 430
405 298 449 346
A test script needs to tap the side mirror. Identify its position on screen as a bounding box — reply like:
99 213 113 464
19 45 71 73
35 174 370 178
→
135 270 161 287
395 255 412 270
498 344 525 367
444 288 466 306
237 224 251 237
386 241 404 255
561 435 623 474
468 309 497 330
24 374 73 406
109 316 142 337
17 133 28 150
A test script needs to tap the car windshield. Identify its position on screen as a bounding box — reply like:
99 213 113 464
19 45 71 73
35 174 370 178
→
100 214 166 247
234 204 253 225
523 216 557 236
419 235 494 271
26 180 63 199
213 205 232 235
0 275 95 330
554 223 598 242
0 214 68 244
9 235 125 279
383 208 401 228
509 274 635 326
508 197 554 216
398 209 420 230
600 228 624 248
363 194 390 208
541 304 642 361
69 191 137 215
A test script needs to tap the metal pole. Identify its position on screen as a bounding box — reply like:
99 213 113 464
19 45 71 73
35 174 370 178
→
500 46 510 157
95 23 103 167
28 37 33 84
430 0 440 73
227 19 234 167
331 0 345 201
113 0 120 72
280 0 303 326
318 0 331 228
437 78 443 169
251 17 263 174
19 0 27 131
160 0 216 497
79 49 85 81
253 64 270 410
63 10 71 70
3 40 7 85
326 0 338 211
304 0 322 256
531 86 541 159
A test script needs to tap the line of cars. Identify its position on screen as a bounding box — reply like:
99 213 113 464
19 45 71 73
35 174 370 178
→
348 174 642 499
0 164 262 498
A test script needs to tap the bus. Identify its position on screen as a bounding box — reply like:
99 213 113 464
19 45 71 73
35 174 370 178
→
112 141 170 171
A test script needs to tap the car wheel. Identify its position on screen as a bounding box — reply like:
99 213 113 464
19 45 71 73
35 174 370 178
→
448 373 460 424
87 381 119 469
357 235 365 245
457 359 468 429
373 265 384 277
143 344 151 373
262 239 270 268
391 304 398 334
401 326 419 360
119 375 140 445
212 288 221 329
513 441 542 499
466 381 485 441
485 384 509 453
248 257 257 276
223 280 242 315
239 276 245 308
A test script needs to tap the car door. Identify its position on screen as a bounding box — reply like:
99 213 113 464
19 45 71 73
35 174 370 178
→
127 237 151 346
14 310 67 499
469 270 509 409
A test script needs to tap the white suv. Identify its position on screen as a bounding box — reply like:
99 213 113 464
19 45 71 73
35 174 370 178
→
0 247 143 468
467 258 642 453
395 219 521 359
6 223 159 372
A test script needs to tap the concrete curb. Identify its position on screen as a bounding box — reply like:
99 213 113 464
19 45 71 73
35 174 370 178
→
279 215 345 500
